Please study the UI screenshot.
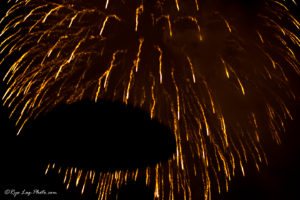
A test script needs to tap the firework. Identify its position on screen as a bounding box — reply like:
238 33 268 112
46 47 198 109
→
0 0 299 200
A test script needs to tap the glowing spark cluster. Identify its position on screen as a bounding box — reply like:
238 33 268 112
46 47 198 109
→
45 162 142 200
1 0 299 200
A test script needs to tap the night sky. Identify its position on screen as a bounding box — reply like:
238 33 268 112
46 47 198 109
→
1 1 300 200
0 77 299 200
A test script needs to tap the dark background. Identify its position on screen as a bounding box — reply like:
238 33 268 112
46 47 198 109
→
0 85 299 200
1 0 300 200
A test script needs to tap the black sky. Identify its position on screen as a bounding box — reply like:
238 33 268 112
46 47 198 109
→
0 1 300 200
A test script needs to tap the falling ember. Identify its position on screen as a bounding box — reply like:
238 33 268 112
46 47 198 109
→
45 163 50 175
186 56 196 83
151 75 156 119
81 172 88 194
1 0 300 200
174 0 180 11
156 46 163 84
171 69 180 120
99 15 121 36
105 0 110 10
223 19 232 33
135 4 144 32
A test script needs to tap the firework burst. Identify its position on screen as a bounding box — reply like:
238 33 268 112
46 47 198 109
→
1 0 299 199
